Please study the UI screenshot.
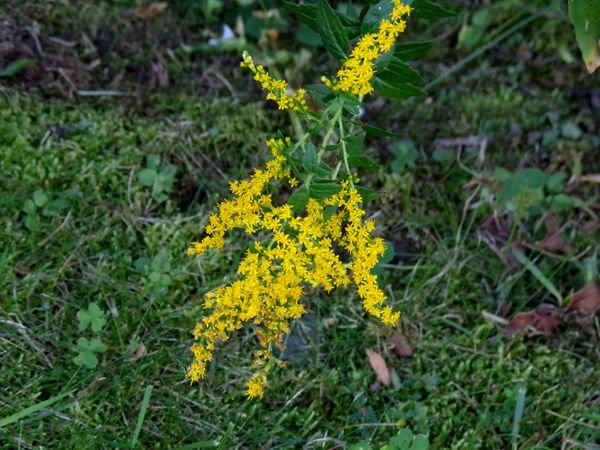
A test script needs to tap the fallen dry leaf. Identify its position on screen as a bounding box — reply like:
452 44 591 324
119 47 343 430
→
505 305 562 336
535 214 572 254
477 214 521 268
133 2 168 21
366 349 391 386
389 333 413 358
566 282 600 315
128 343 148 362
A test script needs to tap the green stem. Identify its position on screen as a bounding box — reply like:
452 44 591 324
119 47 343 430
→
289 110 305 142
338 116 354 188
289 132 311 155
331 161 342 180
319 107 344 160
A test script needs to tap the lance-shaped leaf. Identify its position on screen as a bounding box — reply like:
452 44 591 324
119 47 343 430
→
569 0 600 73
377 56 423 85
408 0 455 20
316 0 349 61
283 1 319 33
393 41 436 61
309 180 343 199
372 76 426 99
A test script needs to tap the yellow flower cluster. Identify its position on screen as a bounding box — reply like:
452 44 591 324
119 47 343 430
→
187 141 398 398
240 51 307 112
326 0 412 95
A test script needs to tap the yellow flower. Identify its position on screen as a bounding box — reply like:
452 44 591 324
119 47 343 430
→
241 51 307 112
246 374 267 399
330 0 412 96
187 161 400 392
186 3 411 391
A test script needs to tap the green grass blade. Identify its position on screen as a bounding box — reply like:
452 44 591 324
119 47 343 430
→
131 385 153 447
424 10 545 91
512 249 563 304
176 442 217 450
0 391 72 428
511 384 527 448
216 422 235 450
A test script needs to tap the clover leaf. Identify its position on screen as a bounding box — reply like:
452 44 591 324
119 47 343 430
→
73 337 107 369
77 302 107 332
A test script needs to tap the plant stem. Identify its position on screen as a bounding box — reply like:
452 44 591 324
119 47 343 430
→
338 116 354 187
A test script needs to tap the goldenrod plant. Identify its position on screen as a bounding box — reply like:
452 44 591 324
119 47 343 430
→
186 0 452 398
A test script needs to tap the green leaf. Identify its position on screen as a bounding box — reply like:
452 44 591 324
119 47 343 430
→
372 77 426 99
348 442 373 450
339 93 362 115
309 181 342 199
391 140 418 172
33 190 49 207
390 428 413 448
458 8 490 50
151 248 171 273
520 168 548 190
138 168 157 187
149 271 162 284
408 0 455 20
84 337 107 353
134 257 150 273
551 194 584 212
0 58 37 78
546 172 568 194
501 169 547 199
288 186 309 213
356 186 380 202
361 123 403 137
492 167 512 183
74 337 107 369
377 57 423 85
393 41 436 61
77 303 107 333
48 198 70 213
302 143 319 174
159 274 172 287
316 0 349 61
146 154 161 169
283 1 319 33
560 121 582 140
345 132 366 155
315 161 334 178
305 84 334 105
74 351 99 369
569 0 600 73
296 22 323 47
347 155 379 171
409 435 429 450
362 0 394 34
24 215 39 231
23 199 37 214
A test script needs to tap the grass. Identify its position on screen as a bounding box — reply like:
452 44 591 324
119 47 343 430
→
1 0 599 449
